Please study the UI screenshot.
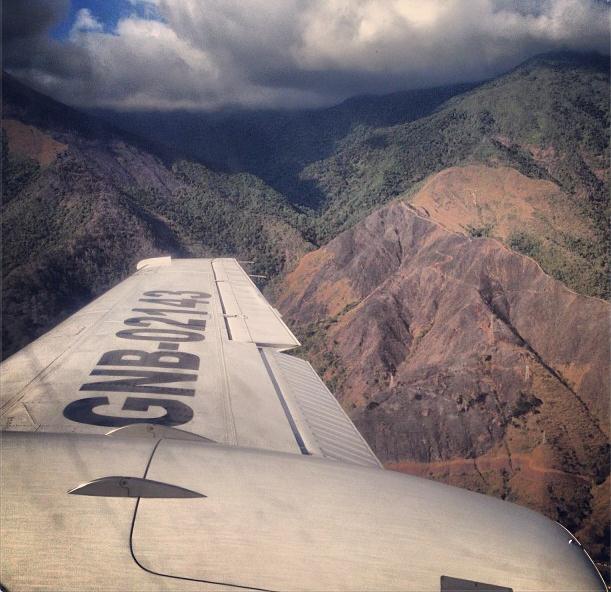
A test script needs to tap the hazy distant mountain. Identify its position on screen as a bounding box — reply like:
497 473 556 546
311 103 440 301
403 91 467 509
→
94 82 478 205
275 200 610 571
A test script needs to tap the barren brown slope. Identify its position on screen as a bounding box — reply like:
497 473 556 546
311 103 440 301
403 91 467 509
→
410 164 586 239
276 200 609 566
2 119 68 166
408 164 604 297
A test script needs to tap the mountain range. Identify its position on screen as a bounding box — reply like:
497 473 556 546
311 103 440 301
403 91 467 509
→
2 51 609 573
98 52 609 297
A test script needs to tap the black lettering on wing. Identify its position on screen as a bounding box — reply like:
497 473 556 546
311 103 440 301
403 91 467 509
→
131 308 208 317
124 317 207 330
81 369 197 397
63 396 194 427
143 290 211 298
138 298 198 308
98 349 200 371
116 328 204 341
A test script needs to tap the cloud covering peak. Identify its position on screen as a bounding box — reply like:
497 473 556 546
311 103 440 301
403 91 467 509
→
4 0 610 111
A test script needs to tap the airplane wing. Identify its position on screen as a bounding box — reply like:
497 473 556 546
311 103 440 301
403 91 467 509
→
1 257 605 592
0 257 380 467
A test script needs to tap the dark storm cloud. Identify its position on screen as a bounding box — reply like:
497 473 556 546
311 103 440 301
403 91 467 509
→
3 0 68 42
3 0 610 110
3 0 94 102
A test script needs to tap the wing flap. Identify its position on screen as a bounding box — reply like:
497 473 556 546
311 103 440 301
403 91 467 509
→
212 259 300 349
265 349 382 468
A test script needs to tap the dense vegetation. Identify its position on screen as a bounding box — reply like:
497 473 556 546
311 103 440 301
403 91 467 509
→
124 161 313 277
1 134 40 203
97 82 478 207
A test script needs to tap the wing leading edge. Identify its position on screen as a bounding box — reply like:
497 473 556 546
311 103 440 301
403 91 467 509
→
0 257 380 468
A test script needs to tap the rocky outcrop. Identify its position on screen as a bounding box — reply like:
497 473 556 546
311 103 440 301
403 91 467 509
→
276 200 609 564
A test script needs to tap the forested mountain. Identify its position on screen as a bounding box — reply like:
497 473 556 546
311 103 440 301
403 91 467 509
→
3 51 608 356
1 74 310 359
95 82 477 207
4 51 608 359
100 52 609 298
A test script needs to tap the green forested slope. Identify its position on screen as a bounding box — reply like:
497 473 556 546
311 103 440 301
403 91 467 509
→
97 82 477 207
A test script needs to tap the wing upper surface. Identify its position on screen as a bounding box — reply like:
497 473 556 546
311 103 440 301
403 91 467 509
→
0 258 380 467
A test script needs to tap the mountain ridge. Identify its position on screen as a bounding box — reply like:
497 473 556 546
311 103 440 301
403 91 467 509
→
3 50 608 356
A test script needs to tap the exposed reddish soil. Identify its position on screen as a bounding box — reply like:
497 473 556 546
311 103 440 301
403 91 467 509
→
409 164 592 241
276 200 609 564
2 118 67 166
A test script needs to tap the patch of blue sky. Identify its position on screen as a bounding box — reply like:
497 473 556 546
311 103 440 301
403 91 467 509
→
51 0 163 40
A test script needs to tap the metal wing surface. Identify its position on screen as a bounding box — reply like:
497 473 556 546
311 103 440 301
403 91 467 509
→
2 258 606 592
0 257 380 468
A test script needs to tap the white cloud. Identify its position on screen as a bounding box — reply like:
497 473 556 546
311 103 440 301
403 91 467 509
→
5 0 610 110
71 8 104 35
293 0 608 73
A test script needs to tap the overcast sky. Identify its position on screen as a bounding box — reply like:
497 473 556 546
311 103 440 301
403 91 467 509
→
3 0 610 111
